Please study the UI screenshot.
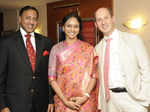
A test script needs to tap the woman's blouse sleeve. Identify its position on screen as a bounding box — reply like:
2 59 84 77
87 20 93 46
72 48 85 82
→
48 46 57 81
90 48 99 79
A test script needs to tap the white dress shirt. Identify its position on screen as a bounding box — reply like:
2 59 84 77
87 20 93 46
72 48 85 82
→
20 27 36 51
103 29 125 88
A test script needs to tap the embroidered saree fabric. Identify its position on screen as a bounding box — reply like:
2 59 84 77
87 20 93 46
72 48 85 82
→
48 40 98 112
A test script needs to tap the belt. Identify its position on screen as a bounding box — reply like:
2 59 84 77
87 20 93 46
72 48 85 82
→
110 87 127 93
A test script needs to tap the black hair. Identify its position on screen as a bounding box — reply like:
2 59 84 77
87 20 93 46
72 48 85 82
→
59 12 83 42
19 5 39 18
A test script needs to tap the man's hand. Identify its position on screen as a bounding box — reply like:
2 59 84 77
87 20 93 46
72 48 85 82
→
1 107 11 112
48 104 54 112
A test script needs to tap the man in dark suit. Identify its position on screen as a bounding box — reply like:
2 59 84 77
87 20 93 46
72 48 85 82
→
0 6 54 112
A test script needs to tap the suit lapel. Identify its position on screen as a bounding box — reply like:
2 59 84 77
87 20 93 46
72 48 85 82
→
96 39 108 111
35 34 43 71
15 31 33 72
118 32 128 74
118 31 134 80
99 39 105 73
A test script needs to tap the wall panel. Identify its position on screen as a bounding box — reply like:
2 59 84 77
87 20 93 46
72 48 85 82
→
47 0 113 44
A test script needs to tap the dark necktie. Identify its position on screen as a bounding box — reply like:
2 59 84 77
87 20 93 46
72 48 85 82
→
25 34 36 72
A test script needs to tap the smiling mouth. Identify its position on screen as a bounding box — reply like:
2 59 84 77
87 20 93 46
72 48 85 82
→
69 32 76 35
102 24 108 28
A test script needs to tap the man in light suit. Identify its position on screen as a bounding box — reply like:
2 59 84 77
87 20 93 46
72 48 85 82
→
0 6 54 112
95 7 150 112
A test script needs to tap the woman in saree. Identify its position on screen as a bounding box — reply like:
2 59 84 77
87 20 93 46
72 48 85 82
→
48 12 99 112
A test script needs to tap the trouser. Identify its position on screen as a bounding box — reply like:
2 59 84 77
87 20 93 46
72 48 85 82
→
30 99 48 112
108 91 148 112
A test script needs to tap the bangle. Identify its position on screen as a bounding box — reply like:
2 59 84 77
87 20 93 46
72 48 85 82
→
83 93 90 98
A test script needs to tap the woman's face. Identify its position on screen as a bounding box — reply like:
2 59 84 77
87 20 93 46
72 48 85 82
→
63 17 80 40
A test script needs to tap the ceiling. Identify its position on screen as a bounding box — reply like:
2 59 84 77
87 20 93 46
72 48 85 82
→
0 0 62 9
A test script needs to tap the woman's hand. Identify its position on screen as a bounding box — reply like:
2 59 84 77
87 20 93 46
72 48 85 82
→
70 96 89 105
1 107 11 112
48 104 54 112
50 81 80 110
63 99 80 111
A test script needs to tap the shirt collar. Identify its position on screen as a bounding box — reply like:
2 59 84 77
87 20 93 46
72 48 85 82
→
20 27 34 37
104 29 118 40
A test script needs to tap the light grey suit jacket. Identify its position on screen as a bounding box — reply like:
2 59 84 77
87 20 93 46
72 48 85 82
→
95 30 150 112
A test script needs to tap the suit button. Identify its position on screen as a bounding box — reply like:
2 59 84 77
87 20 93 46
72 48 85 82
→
32 76 36 80
35 73 39 76
30 89 34 93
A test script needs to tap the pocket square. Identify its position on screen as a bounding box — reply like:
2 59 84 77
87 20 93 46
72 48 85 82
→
43 50 49 56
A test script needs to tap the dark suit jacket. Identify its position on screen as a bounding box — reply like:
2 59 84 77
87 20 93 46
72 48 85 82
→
0 31 54 112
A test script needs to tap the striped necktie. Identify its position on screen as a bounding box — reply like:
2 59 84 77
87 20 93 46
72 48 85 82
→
25 34 36 72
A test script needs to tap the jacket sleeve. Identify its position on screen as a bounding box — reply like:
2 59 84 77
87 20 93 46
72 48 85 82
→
46 37 55 104
0 38 8 110
128 35 150 104
48 85 55 104
134 36 150 102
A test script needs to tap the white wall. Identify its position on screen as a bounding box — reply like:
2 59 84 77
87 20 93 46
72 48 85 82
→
114 0 150 55
36 4 48 36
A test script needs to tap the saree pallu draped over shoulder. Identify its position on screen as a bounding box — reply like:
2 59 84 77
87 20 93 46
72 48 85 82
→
48 40 99 112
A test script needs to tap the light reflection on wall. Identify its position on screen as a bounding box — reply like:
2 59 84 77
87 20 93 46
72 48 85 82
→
123 17 146 30
35 26 41 34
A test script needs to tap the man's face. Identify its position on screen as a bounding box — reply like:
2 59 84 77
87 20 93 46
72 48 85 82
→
19 9 38 33
95 8 114 36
